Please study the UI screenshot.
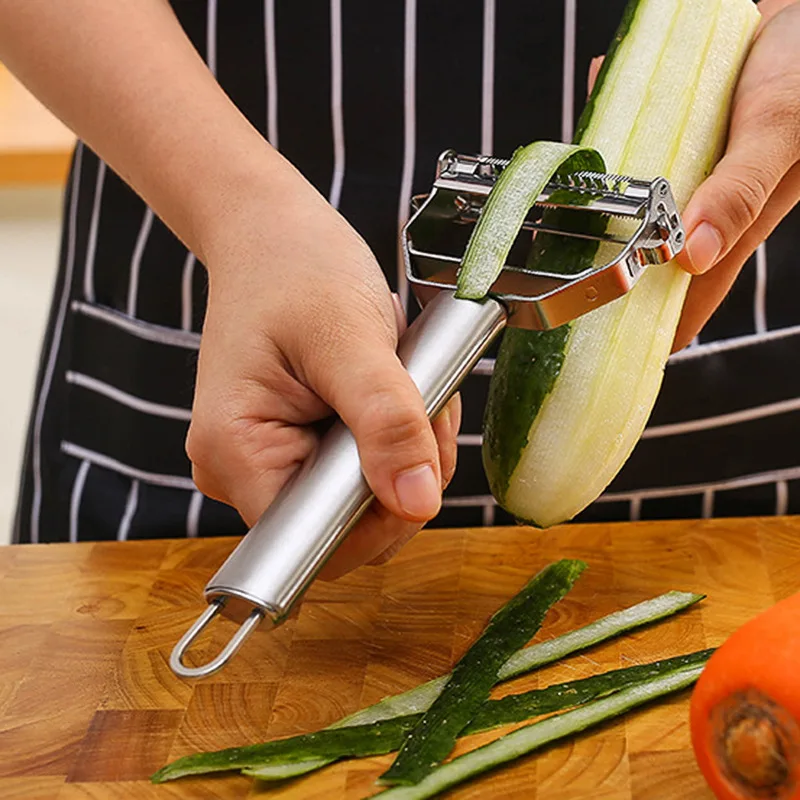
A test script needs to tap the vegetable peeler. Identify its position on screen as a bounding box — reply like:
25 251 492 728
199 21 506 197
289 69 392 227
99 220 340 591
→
170 149 684 679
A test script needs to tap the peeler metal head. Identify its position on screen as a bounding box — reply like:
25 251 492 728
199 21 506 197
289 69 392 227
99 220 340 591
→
403 150 685 330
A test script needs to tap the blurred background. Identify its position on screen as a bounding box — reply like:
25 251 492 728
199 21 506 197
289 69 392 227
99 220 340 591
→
0 64 74 544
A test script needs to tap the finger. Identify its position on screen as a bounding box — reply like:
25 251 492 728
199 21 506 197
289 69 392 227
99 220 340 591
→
757 0 798 28
318 501 421 580
434 393 461 488
587 55 604 97
391 292 408 336
188 417 318 525
673 161 800 351
323 395 462 578
363 394 461 570
186 299 329 525
302 316 443 526
675 10 800 276
336 394 461 566
676 131 796 276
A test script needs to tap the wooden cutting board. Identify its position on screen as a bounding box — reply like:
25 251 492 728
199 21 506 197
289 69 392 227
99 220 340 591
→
0 517 798 799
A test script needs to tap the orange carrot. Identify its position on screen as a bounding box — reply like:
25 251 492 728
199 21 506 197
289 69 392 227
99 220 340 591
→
690 592 800 800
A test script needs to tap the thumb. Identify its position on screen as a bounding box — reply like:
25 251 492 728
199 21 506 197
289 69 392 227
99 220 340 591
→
304 322 443 524
676 127 794 276
587 55 604 97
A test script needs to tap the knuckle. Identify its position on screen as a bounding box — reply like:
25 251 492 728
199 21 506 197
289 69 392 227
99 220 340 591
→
719 167 771 232
185 419 216 472
190 463 226 503
357 392 430 454
185 413 238 480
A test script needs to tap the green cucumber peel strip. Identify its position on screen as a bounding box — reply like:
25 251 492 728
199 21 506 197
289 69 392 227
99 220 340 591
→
153 559 584 786
152 649 712 783
241 649 712 776
249 590 703 781
498 590 704 680
466 647 712 732
378 559 587 786
151 590 703 783
244 649 713 777
375 659 708 800
454 141 605 300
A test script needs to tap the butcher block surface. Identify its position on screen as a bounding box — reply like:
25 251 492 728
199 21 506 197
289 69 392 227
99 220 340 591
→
0 517 798 799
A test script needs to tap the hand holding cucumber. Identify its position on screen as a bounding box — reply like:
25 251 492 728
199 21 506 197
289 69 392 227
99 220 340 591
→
673 0 800 349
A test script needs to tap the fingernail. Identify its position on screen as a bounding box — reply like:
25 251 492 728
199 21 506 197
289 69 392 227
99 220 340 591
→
685 222 723 274
394 464 441 519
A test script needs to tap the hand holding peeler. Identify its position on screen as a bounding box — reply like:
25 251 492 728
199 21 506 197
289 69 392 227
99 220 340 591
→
170 150 684 678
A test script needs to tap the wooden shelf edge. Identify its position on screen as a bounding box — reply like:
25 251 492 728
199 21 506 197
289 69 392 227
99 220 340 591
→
0 149 73 186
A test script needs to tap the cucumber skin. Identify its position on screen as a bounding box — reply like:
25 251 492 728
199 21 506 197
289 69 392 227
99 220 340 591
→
483 325 570 511
456 145 606 300
379 559 587 786
483 181 608 514
481 0 644 517
152 649 713 783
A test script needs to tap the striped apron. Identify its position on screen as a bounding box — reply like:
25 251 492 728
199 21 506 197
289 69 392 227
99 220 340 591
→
13 0 800 544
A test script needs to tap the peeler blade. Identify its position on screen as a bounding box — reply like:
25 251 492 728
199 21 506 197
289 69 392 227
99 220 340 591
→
403 150 685 331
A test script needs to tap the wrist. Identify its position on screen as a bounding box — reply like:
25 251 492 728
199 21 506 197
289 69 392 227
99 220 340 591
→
189 142 328 277
189 142 293 259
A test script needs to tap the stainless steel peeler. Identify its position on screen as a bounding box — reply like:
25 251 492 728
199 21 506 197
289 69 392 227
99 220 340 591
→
170 149 684 678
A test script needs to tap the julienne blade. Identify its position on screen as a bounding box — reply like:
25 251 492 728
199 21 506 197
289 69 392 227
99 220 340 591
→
378 560 587 786
152 590 704 783
150 649 713 783
374 661 708 800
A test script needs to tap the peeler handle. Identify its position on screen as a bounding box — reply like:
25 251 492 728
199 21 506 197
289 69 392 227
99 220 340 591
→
171 291 506 677
205 290 506 617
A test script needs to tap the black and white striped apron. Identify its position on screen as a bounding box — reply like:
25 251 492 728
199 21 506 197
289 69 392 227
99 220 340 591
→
13 0 800 545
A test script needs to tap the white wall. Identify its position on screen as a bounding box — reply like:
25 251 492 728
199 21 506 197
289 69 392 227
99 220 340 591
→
0 187 62 545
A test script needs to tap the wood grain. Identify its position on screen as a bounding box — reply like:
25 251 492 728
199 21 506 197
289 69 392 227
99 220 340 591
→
0 518 796 798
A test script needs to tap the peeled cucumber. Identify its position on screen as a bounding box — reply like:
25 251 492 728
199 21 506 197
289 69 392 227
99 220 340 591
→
482 0 761 527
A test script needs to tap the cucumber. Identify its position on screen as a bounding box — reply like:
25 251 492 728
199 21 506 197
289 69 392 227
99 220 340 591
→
481 0 761 527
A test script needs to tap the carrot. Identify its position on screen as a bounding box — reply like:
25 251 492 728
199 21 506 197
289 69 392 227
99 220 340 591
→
690 592 800 800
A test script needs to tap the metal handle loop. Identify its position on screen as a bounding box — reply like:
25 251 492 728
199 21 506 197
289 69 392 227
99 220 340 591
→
169 601 265 679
